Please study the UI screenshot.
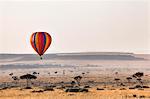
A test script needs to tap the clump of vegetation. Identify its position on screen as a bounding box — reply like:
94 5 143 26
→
54 71 57 74
9 73 13 76
43 86 54 91
114 78 120 86
12 76 19 84
132 72 144 79
32 90 44 93
97 88 104 90
65 87 88 92
113 71 123 86
32 71 39 75
126 77 132 83
132 72 144 85
82 72 85 75
74 76 82 86
71 81 76 87
20 74 37 89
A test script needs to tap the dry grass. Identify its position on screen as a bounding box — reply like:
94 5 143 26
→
0 87 149 99
0 73 149 99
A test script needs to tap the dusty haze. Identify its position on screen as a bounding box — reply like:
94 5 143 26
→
0 0 149 54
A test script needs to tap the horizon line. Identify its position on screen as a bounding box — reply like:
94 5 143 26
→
0 51 149 55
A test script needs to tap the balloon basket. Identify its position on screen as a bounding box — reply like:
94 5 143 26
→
40 56 43 60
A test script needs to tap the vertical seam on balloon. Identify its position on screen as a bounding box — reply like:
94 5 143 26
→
38 32 42 55
44 33 49 53
34 32 39 55
42 32 46 54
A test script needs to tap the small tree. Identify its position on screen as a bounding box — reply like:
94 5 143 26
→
9 73 13 76
137 78 143 85
126 77 132 83
71 81 76 87
32 72 40 76
54 71 57 74
32 72 37 75
132 72 144 85
74 76 82 86
12 76 19 84
82 72 85 78
134 72 144 78
20 74 37 88
114 78 120 86
82 72 85 75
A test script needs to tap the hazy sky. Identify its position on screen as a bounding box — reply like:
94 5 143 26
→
0 0 149 54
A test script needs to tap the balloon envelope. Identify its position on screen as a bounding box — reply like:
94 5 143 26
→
30 32 52 56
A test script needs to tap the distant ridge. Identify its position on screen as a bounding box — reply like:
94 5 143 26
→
0 51 135 55
0 52 147 61
56 52 134 56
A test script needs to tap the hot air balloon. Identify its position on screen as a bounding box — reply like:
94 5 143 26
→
30 32 52 59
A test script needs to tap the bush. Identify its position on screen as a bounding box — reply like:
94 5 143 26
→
65 88 88 92
97 88 104 90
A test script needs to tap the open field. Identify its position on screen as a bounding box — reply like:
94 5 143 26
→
0 53 150 99
0 72 149 99
0 88 150 99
